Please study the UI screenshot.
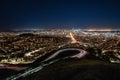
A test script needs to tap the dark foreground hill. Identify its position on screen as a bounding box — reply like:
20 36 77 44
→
20 56 120 80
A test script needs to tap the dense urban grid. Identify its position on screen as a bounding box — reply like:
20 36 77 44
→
0 29 120 65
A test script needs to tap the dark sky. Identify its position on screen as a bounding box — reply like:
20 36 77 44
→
0 0 120 30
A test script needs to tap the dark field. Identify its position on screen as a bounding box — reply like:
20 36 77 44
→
0 69 18 80
19 56 120 80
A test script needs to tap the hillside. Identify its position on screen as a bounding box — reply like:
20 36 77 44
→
19 55 120 80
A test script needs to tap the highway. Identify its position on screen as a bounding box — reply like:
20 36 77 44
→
6 60 58 80
5 48 87 80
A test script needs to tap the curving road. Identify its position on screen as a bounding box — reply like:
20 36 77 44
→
6 48 87 80
43 48 87 61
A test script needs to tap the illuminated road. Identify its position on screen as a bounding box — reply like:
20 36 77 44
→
69 32 83 44
5 48 87 80
43 48 87 61
70 32 77 43
6 60 57 80
25 47 45 57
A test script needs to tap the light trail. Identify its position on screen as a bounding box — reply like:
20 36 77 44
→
43 48 87 61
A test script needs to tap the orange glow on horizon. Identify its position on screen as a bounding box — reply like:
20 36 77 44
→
87 29 112 32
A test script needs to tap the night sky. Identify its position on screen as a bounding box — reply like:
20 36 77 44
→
0 0 120 31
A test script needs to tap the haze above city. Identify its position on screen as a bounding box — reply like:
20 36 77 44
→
0 0 120 31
